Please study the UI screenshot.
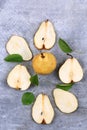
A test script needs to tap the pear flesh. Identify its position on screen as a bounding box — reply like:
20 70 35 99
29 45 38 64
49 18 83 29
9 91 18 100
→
34 20 56 49
32 52 57 74
53 89 78 113
59 58 83 83
6 35 32 61
32 94 54 124
7 65 31 90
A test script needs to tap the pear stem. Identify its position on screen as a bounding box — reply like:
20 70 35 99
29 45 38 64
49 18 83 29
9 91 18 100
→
41 53 45 58
67 53 73 59
45 19 49 22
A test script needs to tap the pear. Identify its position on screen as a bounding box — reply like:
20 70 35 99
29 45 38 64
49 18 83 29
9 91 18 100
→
32 94 54 124
53 88 78 113
59 58 83 83
34 20 56 49
6 35 32 61
32 52 57 74
7 65 31 90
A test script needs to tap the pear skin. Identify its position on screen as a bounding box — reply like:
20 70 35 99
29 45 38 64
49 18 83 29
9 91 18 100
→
32 52 57 74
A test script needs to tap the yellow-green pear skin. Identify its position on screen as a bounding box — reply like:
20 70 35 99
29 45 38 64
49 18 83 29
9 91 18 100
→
32 52 57 74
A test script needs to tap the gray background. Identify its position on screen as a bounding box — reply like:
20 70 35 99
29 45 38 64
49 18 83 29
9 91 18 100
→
0 0 87 130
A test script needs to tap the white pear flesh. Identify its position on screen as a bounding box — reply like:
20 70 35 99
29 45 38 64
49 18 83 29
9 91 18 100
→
32 94 54 124
7 65 31 90
6 35 32 61
59 58 83 83
34 20 56 49
53 89 78 113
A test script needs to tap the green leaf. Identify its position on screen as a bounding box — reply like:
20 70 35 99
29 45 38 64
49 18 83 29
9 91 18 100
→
4 54 23 62
30 74 39 86
58 38 72 53
22 92 35 105
56 83 74 91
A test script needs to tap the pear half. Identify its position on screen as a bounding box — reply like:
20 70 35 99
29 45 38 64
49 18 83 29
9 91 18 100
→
6 35 32 61
59 58 83 83
53 89 78 113
32 52 57 74
32 94 54 124
34 20 56 49
7 65 31 90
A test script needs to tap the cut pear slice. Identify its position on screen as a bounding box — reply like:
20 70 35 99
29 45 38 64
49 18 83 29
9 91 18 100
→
32 94 54 124
34 20 56 49
7 65 31 90
59 58 83 83
6 35 32 61
53 88 78 113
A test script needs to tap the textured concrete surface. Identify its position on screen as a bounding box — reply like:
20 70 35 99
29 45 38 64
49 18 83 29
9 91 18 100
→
0 0 87 130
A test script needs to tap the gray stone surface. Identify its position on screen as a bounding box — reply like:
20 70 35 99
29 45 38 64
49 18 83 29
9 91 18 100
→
0 0 87 130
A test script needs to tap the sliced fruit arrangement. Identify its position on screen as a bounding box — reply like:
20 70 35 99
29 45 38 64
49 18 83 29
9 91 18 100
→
6 35 32 61
32 52 57 74
3 20 84 125
32 93 54 124
34 20 56 50
53 88 78 113
7 65 31 90
59 57 83 83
